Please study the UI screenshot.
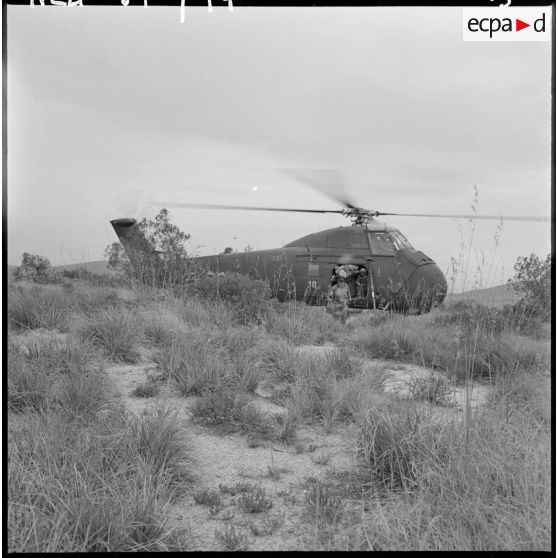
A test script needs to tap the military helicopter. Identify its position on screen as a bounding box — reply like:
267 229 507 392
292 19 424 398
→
110 176 549 314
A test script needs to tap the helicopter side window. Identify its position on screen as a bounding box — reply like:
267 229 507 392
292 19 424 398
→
388 230 415 251
367 232 395 256
327 231 368 249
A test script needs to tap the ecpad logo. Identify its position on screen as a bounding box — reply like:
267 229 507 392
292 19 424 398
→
463 8 551 41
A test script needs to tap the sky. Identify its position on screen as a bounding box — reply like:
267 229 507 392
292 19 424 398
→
6 4 552 291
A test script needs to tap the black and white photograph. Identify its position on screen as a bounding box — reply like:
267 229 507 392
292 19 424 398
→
5 1 553 551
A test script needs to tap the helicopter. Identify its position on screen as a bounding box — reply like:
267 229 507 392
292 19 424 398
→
110 176 549 314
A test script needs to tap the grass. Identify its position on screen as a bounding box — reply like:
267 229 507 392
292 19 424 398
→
350 392 551 550
7 272 551 551
131 381 160 398
237 486 274 513
7 405 194 552
263 302 345 345
215 524 249 551
408 373 453 405
8 285 72 330
152 330 245 395
190 389 279 441
76 309 142 362
350 307 550 382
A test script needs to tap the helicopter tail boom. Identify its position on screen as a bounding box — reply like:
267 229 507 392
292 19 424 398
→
110 218 163 284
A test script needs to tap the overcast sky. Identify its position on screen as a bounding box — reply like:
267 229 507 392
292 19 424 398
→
7 5 552 291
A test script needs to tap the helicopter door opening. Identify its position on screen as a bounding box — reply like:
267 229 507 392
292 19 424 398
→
330 264 371 309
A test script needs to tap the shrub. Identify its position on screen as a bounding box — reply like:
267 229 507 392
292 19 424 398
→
131 381 160 398
507 253 551 321
408 373 453 405
244 516 283 536
14 252 63 283
237 486 273 513
215 524 249 551
191 390 276 440
193 488 223 507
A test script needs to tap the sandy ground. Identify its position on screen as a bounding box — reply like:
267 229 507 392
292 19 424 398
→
105 357 362 550
11 328 496 551
102 342 496 551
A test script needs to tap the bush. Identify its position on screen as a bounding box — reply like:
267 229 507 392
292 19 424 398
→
131 381 160 398
507 253 551 321
215 524 249 551
190 389 276 439
14 252 62 283
408 373 453 405
237 486 273 513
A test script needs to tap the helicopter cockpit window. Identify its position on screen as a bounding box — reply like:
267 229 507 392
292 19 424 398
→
388 230 415 251
367 232 395 256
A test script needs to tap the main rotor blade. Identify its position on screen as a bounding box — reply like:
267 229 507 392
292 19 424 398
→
150 200 343 214
279 168 359 210
378 212 550 222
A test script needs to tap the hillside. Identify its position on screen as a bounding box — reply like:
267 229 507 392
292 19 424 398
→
7 261 113 283
445 283 520 308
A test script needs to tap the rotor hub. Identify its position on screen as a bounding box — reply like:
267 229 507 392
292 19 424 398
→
341 207 379 225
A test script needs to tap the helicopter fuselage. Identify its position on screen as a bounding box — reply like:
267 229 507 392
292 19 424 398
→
110 219 447 313
194 223 447 312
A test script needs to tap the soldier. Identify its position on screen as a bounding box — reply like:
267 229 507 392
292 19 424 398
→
356 267 368 297
327 275 351 325
339 264 359 297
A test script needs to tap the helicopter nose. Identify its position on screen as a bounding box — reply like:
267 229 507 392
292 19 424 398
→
405 263 447 311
